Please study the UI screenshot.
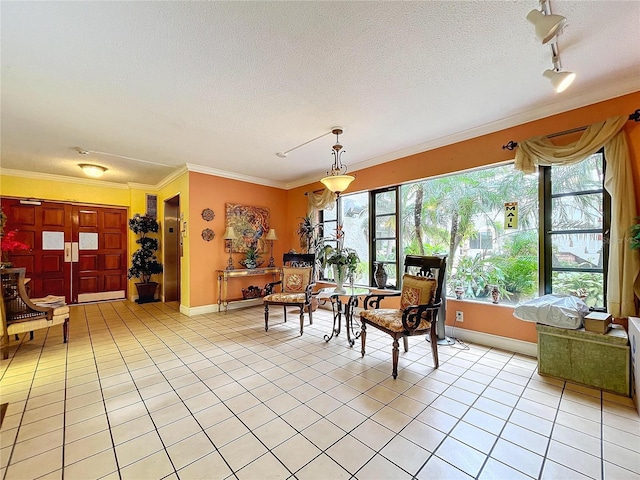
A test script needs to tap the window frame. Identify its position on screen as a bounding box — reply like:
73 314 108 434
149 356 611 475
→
540 150 610 309
370 186 400 288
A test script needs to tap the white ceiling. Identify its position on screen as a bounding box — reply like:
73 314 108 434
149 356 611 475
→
1 1 639 189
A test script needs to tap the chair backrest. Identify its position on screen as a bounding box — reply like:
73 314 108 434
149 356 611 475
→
403 255 447 303
0 268 48 321
281 253 315 293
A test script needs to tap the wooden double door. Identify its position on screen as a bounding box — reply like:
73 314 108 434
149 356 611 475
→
1 199 128 304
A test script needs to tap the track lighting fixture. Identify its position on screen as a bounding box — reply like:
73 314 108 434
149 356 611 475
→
526 8 566 45
527 0 575 93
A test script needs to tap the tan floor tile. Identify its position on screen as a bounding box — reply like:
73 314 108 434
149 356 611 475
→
415 455 473 479
479 457 534 479
177 451 232 480
491 438 543 478
295 453 350 480
4 446 62 480
16 414 63 443
351 419 395 451
272 433 322 473
218 432 268 472
545 440 601 479
541 460 592 480
379 435 430 476
603 440 640 475
236 452 290 480
11 428 63 464
325 434 375 474
120 450 174 480
167 431 215 470
115 430 164 467
64 429 113 466
205 415 250 447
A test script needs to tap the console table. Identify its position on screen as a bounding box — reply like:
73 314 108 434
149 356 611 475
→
217 267 281 313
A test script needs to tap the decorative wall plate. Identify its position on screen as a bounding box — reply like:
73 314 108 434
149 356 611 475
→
201 228 215 241
201 208 215 221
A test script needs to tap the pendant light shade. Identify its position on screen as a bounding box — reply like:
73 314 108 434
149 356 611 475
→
320 128 355 195
526 9 567 44
543 69 576 93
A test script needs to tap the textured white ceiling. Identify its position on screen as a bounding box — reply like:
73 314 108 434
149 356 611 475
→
1 1 639 189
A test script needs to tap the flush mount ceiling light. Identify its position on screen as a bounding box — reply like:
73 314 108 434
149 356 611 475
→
527 0 575 93
320 127 355 195
79 163 107 178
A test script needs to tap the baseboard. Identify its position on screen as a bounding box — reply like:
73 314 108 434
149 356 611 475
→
180 298 263 316
445 326 538 358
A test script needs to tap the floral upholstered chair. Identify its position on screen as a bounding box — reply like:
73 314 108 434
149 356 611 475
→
360 255 447 379
263 253 316 335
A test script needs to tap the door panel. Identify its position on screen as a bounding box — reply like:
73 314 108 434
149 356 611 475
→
1 199 70 300
73 206 127 303
1 198 128 303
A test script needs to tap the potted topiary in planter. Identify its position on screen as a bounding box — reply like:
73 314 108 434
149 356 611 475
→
127 213 163 303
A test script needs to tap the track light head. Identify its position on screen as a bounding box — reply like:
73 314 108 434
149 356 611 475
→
543 69 576 93
526 9 567 44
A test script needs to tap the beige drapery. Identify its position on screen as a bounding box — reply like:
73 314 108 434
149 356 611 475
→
306 189 336 216
515 116 639 317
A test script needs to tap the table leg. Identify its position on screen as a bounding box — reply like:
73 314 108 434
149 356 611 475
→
323 297 343 342
344 295 361 347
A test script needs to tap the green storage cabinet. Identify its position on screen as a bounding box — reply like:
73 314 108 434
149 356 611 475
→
537 323 630 396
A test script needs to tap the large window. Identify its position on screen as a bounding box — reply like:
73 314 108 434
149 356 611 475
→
319 153 608 307
400 164 539 305
542 152 609 308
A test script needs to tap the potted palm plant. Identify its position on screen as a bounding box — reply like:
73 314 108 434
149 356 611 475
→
127 213 163 303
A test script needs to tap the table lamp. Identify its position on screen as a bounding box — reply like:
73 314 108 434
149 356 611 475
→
265 229 278 267
223 226 238 270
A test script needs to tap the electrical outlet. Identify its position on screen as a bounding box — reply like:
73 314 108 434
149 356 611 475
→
455 311 464 322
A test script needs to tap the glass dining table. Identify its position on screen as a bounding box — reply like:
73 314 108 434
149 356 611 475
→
315 286 373 347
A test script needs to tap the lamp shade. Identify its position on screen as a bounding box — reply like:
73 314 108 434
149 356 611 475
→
223 226 238 240
543 69 576 93
265 229 278 241
320 174 355 194
526 9 566 44
79 164 107 178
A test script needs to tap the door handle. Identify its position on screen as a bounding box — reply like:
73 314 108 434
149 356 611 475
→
71 242 79 262
64 242 72 262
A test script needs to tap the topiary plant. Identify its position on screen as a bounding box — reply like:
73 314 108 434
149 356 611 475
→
127 213 163 284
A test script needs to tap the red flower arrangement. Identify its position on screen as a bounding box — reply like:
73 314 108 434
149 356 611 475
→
1 230 30 262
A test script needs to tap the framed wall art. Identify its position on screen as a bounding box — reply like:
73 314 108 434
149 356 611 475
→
225 203 269 253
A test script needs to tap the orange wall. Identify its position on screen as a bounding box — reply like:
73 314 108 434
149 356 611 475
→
188 172 288 307
287 92 640 344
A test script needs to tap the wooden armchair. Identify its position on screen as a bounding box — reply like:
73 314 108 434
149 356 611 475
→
1 268 70 359
360 255 447 379
263 253 316 335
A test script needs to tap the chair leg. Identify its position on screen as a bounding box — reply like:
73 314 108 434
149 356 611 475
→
30 331 34 341
308 304 313 325
430 322 439 369
299 306 304 336
1 335 8 360
392 337 400 379
403 336 409 352
14 334 19 341
264 304 270 331
360 321 366 357
63 319 69 343
283 306 287 322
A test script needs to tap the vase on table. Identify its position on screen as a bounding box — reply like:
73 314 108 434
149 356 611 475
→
374 262 388 289
333 265 347 294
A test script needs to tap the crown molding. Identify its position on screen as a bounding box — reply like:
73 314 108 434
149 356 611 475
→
155 164 189 190
0 167 131 190
185 163 286 189
284 82 640 190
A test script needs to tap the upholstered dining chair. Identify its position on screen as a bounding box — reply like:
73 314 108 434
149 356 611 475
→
1 267 70 359
360 255 447 379
263 253 316 335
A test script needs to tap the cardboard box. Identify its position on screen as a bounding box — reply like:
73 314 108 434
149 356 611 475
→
629 317 640 415
584 311 612 334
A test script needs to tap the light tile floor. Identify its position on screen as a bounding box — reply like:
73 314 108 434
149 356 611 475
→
1 301 639 479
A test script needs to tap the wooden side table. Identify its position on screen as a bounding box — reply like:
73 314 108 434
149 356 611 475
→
217 267 281 313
